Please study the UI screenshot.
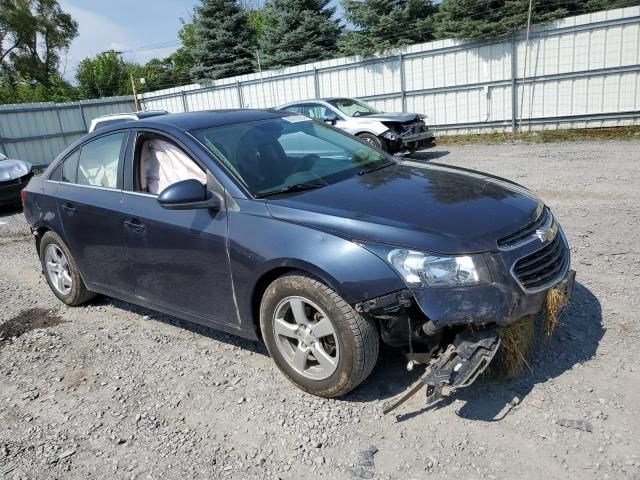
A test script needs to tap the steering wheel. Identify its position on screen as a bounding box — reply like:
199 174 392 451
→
352 111 363 117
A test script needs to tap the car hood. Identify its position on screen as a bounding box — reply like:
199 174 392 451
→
265 161 542 254
355 112 422 123
0 159 32 181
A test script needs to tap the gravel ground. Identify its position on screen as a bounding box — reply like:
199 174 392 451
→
1 140 639 480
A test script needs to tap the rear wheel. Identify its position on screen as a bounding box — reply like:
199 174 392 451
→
40 231 96 306
357 132 388 152
260 272 379 398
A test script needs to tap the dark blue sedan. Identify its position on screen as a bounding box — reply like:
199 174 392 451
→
23 110 574 399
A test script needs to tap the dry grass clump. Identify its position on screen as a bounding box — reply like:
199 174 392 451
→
545 288 568 336
491 316 536 380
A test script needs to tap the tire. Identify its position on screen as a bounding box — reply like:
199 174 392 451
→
357 132 388 152
260 272 379 398
39 231 96 306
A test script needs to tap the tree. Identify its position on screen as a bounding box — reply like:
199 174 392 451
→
1 0 77 84
339 0 437 57
190 0 256 81
76 51 130 98
432 0 631 41
257 0 341 69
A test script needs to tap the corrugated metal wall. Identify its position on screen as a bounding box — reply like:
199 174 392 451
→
0 96 135 166
141 6 640 135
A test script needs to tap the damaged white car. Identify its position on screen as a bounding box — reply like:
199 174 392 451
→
0 152 33 206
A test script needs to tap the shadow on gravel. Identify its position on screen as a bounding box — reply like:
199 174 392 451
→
0 308 64 349
104 297 268 356
404 150 450 162
353 282 603 419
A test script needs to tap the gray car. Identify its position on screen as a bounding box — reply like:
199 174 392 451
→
277 97 435 154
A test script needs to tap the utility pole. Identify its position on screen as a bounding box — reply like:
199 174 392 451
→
130 74 141 111
518 0 534 133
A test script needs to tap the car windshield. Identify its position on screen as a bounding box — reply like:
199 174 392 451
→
327 98 380 117
193 116 393 197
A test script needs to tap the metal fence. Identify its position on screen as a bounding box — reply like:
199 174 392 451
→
0 96 135 166
141 6 640 135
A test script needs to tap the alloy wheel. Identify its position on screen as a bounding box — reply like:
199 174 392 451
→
45 244 72 296
272 296 339 380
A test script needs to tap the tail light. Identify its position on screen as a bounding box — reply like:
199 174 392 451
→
20 188 28 208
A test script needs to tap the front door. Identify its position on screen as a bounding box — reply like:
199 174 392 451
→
120 132 236 326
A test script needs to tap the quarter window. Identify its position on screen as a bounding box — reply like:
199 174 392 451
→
61 150 80 183
77 133 126 189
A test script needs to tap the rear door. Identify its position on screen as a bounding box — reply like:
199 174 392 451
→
120 130 236 326
52 131 132 293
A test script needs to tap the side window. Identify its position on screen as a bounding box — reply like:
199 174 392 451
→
61 150 80 183
135 134 207 195
282 105 301 114
302 103 331 119
77 133 126 189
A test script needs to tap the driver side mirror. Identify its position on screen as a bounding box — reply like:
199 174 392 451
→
157 179 222 210
322 113 339 125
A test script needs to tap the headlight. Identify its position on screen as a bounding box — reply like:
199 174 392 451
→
387 249 491 287
360 242 491 288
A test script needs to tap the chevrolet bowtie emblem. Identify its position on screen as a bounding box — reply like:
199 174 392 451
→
534 226 556 243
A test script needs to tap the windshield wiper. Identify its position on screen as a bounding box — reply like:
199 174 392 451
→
358 161 395 176
255 182 325 198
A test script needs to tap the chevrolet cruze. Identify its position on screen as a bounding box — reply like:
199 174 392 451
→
23 110 574 398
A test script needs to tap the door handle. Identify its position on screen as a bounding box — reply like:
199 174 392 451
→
61 203 76 215
123 219 146 233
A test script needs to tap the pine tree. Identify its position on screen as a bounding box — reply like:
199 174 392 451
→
258 0 341 69
190 0 256 81
433 0 631 41
339 0 437 57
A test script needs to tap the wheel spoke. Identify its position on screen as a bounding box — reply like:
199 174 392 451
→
291 344 309 371
61 271 72 287
51 247 60 262
56 273 65 291
274 318 299 339
311 343 337 370
289 298 309 326
46 261 57 270
310 317 334 339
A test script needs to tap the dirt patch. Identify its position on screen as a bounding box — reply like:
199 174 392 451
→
0 308 64 346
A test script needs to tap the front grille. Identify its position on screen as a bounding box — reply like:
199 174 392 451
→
400 121 426 136
513 234 568 290
498 208 549 248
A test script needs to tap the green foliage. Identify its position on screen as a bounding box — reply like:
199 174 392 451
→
432 0 631 41
258 0 341 69
0 0 78 104
339 0 437 57
190 0 256 81
75 51 130 98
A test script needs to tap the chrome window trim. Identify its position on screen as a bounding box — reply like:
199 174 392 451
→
44 179 120 193
509 228 570 294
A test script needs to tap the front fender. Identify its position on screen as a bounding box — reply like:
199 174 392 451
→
227 199 406 335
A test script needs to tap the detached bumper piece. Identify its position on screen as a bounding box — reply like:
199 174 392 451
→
382 329 501 415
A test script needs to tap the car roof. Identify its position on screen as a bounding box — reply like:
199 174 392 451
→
102 109 291 132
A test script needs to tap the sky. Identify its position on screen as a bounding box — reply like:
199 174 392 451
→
59 0 199 82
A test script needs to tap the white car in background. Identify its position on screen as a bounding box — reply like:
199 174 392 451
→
277 97 435 154
88 110 168 132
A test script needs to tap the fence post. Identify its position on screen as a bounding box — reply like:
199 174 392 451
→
313 67 320 98
511 32 518 133
236 81 244 108
78 102 88 130
181 90 189 112
399 53 407 113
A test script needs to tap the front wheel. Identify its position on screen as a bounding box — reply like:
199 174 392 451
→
357 132 388 152
260 273 379 398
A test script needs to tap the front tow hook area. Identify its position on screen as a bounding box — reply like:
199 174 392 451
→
383 329 501 415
